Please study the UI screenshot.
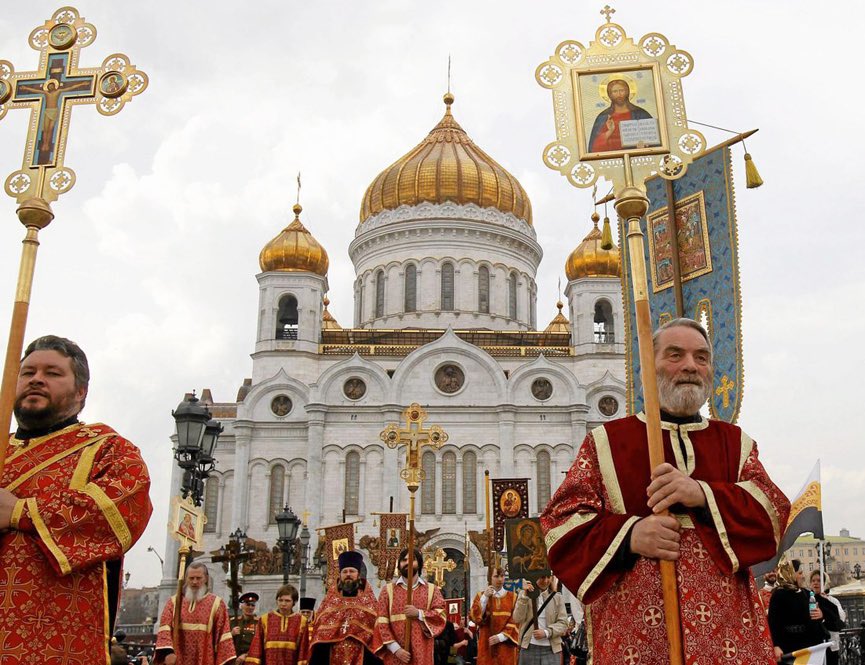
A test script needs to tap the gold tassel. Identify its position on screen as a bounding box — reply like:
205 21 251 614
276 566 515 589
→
600 216 613 250
744 153 763 189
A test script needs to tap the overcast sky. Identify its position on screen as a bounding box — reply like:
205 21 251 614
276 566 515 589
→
0 1 862 588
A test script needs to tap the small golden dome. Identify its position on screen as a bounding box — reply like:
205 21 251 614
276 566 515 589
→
322 295 341 330
565 212 620 280
360 93 532 225
543 300 571 334
259 204 329 275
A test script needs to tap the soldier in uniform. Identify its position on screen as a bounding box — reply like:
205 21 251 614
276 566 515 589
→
233 591 260 663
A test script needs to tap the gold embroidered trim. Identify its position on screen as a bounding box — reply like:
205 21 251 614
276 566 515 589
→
10 498 25 529
209 596 223 633
577 515 640 601
697 480 739 573
4 434 109 492
375 616 391 625
738 431 753 478
592 425 624 514
27 497 72 574
265 641 298 649
545 510 597 552
738 480 781 547
7 422 83 458
669 429 687 473
679 430 696 475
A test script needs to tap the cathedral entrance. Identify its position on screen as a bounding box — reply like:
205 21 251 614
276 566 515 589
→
441 547 465 600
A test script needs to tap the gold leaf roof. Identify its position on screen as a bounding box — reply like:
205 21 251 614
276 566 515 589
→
360 93 532 225
259 204 329 275
543 301 571 334
322 296 341 330
565 212 620 281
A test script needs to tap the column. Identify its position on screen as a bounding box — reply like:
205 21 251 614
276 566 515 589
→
231 424 252 531
382 407 402 513
358 458 367 517
497 407 516 476
456 458 463 518
530 458 538 516
305 406 326 532
435 453 443 518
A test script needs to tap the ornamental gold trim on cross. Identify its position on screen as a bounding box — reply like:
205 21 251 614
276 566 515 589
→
380 403 448 491
536 8 705 192
0 6 148 204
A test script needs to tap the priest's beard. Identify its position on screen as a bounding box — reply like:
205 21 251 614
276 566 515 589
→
184 586 207 605
338 578 364 596
13 389 80 431
657 367 711 416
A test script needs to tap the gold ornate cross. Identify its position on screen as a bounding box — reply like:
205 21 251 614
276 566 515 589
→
600 5 616 23
380 403 448 491
424 548 456 588
301 508 311 526
0 6 148 204
715 375 735 409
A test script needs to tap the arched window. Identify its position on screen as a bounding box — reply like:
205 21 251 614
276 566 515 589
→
375 271 385 318
344 452 360 515
478 266 490 313
537 451 551 511
594 299 614 343
203 479 218 532
508 273 518 319
421 451 436 514
268 466 285 523
276 295 298 340
530 286 537 329
462 451 477 514
405 264 417 313
357 279 364 324
441 263 454 311
442 451 456 514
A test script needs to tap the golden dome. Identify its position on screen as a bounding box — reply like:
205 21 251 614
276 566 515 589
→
360 93 532 225
322 296 341 330
565 212 620 280
543 301 571 334
259 203 329 275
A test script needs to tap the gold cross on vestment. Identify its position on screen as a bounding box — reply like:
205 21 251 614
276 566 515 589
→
0 6 148 203
715 374 735 409
341 618 350 634
380 403 448 491
423 548 456 588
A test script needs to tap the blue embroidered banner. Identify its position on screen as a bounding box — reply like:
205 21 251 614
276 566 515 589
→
621 145 743 422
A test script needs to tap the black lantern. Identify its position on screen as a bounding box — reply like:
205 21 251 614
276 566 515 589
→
275 505 301 584
172 393 211 471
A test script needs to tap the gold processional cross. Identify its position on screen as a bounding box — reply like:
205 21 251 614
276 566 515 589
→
424 547 456 588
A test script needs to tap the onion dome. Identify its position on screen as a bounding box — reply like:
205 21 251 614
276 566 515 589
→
360 93 532 225
543 301 571 334
322 296 341 330
259 203 329 275
565 212 620 280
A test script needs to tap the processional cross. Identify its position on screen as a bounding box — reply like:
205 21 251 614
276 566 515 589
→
424 548 456 588
0 6 147 473
380 403 448 654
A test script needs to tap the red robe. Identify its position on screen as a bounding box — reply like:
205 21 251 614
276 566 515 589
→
541 415 790 665
310 585 378 665
373 579 447 665
247 611 309 665
469 590 518 665
0 422 152 664
155 593 236 665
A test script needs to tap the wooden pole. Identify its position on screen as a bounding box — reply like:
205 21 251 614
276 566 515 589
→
484 470 493 584
403 490 416 654
173 546 190 649
616 164 684 665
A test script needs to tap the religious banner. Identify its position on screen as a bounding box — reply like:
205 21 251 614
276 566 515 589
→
504 517 550 581
379 512 407 581
490 478 529 551
445 598 464 624
621 142 744 422
170 495 205 551
317 521 355 589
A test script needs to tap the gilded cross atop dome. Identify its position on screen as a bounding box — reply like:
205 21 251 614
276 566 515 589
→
600 5 616 23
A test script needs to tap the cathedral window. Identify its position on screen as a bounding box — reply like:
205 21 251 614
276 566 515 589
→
478 266 490 313
537 451 551 511
442 451 456 514
276 295 299 340
405 264 417 313
375 271 385 318
594 299 614 343
441 262 454 311
357 279 364 323
421 451 436 514
508 273 518 319
462 452 477 514
530 286 537 328
344 452 360 515
268 466 286 523
203 479 218 532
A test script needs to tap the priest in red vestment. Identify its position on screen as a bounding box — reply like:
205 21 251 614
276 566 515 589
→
469 567 519 665
246 583 309 665
541 319 790 665
373 548 447 665
0 335 153 665
154 562 236 665
309 550 379 665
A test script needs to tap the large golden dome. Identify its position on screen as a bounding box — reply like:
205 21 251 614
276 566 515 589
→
360 93 532 225
565 212 621 280
259 204 329 275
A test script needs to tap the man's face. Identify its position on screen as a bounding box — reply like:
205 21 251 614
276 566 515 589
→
241 600 256 617
14 349 86 429
765 571 777 585
277 594 295 614
536 576 551 591
340 567 359 583
491 570 505 590
399 555 419 578
185 567 207 591
655 326 712 416
609 82 629 105
300 609 313 619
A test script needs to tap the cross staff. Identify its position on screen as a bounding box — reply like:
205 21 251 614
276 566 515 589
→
0 7 147 473
424 548 456 588
381 403 448 654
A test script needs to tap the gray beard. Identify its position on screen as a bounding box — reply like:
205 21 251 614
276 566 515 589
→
184 586 207 604
657 371 710 416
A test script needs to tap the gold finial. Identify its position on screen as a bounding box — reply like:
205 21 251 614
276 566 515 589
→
556 300 564 312
292 202 302 218
443 91 454 108
600 5 616 23
591 211 600 227
323 295 330 307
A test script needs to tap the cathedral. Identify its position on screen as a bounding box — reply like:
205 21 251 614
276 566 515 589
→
159 92 626 611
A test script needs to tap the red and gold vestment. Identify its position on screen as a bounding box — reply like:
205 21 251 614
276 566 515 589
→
469 590 519 665
155 592 236 665
373 579 446 665
0 422 152 665
542 415 790 665
246 611 309 665
309 585 378 665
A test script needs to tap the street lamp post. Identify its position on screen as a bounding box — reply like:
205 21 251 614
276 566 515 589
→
212 528 252 619
275 505 301 585
299 522 311 596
